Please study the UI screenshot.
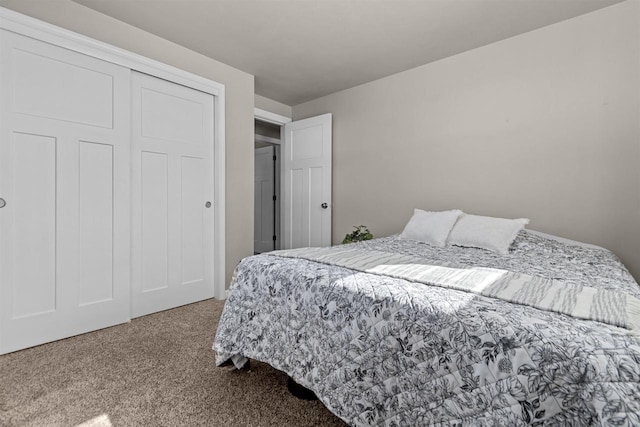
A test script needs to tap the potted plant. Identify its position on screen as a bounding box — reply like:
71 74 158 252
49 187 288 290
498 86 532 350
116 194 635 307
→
342 225 373 244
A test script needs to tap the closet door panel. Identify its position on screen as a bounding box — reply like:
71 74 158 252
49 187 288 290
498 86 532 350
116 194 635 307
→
11 132 57 318
78 141 114 305
181 156 205 285
131 71 214 318
141 151 169 292
12 48 114 128
140 86 204 144
0 30 130 354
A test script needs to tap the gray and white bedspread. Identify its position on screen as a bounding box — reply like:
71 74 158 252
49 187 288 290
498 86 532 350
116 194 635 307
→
214 231 640 426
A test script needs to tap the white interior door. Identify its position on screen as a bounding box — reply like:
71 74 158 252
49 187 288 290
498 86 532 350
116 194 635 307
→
131 72 215 318
0 31 131 354
283 114 332 249
255 146 275 253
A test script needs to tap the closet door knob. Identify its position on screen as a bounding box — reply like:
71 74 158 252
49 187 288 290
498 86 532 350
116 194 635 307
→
321 203 328 209
0 198 5 208
205 201 212 208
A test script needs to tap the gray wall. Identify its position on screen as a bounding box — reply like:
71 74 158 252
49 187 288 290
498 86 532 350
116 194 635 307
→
293 1 640 280
0 0 256 286
255 94 292 119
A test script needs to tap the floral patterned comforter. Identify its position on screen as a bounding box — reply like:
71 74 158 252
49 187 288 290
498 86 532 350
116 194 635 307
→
214 231 640 426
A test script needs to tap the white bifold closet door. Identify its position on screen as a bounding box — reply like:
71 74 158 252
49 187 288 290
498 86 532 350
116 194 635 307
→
131 72 215 318
0 31 131 354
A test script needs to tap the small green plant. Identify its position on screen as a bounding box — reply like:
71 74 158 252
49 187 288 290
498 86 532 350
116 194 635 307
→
342 225 373 244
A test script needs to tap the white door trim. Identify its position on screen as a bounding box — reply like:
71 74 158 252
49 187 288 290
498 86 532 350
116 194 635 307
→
254 110 289 252
254 108 291 126
0 6 226 300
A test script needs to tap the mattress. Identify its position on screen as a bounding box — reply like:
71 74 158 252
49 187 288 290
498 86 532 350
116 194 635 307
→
214 230 640 426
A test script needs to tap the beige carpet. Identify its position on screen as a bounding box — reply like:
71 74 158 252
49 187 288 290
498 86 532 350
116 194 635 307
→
0 299 347 427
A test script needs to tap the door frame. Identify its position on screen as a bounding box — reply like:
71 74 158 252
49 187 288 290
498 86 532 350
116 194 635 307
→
254 108 291 127
0 7 227 300
254 108 291 251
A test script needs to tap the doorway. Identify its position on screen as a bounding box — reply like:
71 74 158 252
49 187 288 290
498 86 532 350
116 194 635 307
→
254 119 281 253
253 109 332 251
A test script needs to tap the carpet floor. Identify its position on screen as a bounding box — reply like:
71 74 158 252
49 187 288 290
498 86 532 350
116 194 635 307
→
0 299 347 427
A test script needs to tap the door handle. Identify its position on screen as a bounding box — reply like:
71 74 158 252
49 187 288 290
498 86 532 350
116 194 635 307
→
205 201 212 208
0 198 5 208
321 203 328 209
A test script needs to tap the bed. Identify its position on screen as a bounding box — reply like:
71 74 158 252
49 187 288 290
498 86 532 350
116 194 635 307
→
214 223 640 426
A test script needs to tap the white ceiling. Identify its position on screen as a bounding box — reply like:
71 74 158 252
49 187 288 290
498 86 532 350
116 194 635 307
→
72 0 623 106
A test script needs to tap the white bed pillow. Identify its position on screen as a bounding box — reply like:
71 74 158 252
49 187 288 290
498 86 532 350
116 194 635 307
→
447 214 529 254
399 209 462 247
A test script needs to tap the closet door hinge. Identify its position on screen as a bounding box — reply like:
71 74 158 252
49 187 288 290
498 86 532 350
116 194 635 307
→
272 235 277 241
273 195 277 201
